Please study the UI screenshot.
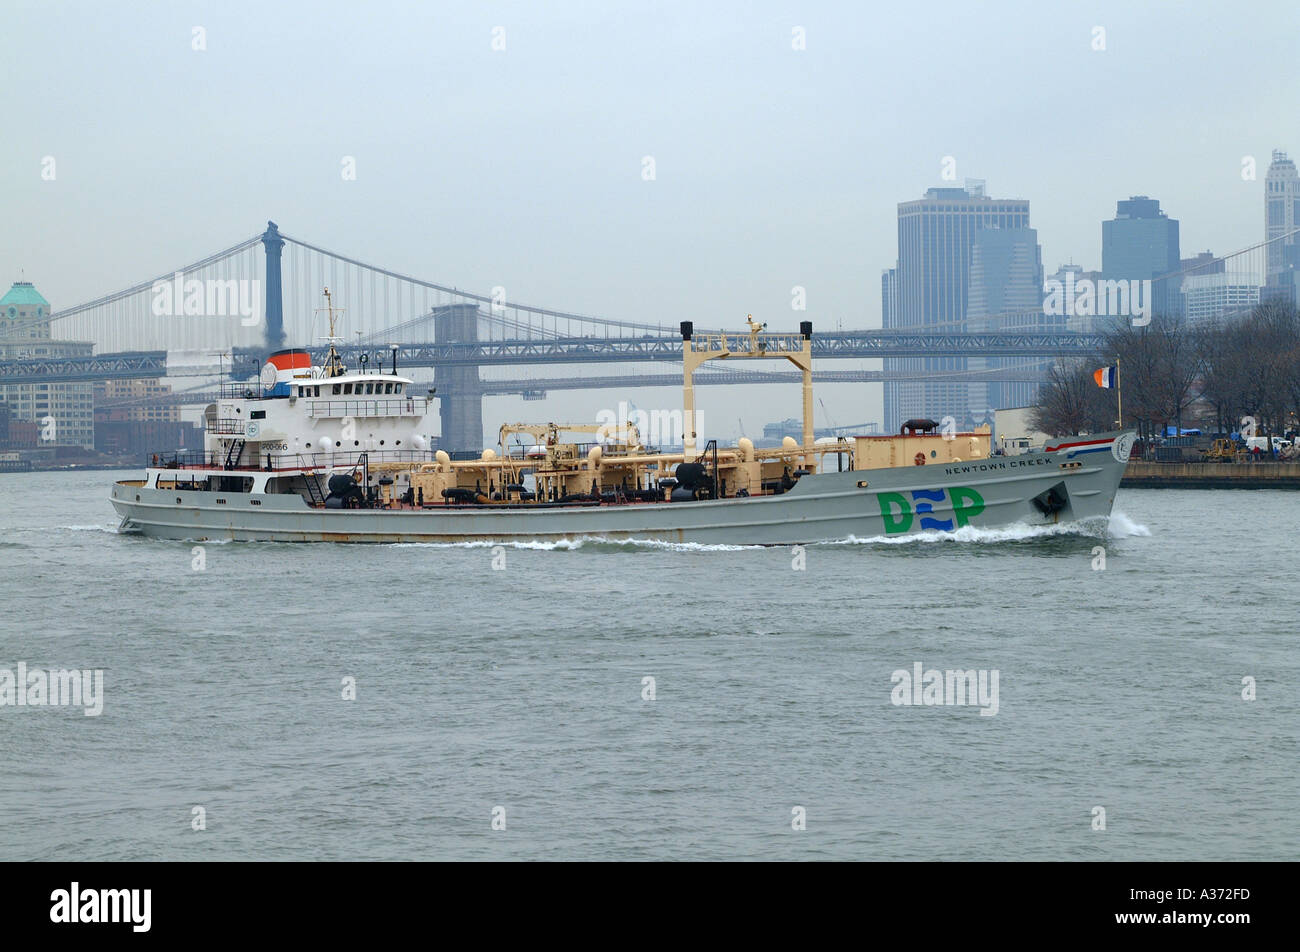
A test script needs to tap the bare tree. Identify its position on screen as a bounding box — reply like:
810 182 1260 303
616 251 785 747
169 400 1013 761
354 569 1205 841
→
1105 317 1163 440
1243 302 1298 445
1149 313 1203 434
1030 358 1114 435
1032 301 1300 443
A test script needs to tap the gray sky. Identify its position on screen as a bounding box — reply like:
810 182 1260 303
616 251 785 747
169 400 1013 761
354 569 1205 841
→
4 0 1298 437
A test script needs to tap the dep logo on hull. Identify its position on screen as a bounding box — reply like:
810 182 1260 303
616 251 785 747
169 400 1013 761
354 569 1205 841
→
877 487 985 534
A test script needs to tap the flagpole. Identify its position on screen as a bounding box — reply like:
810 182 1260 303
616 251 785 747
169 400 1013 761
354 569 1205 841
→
1116 357 1123 429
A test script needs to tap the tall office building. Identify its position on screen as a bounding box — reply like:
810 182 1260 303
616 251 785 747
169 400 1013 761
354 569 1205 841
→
885 182 1031 432
1265 150 1300 294
967 227 1047 417
880 267 897 431
0 281 95 449
1101 196 1181 317
881 267 898 328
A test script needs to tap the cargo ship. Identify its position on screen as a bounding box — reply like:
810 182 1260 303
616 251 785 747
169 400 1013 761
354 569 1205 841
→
110 293 1134 544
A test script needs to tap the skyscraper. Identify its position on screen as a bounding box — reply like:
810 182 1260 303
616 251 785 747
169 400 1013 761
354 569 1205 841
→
880 266 897 431
885 182 1031 432
881 267 898 329
1265 150 1299 290
966 227 1047 416
1101 196 1181 317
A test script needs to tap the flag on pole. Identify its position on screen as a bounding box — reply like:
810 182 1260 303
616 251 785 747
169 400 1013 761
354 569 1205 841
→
1093 365 1118 388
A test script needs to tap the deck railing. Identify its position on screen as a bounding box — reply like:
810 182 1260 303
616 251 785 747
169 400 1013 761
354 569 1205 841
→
217 382 260 400
151 448 443 472
267 449 437 470
153 451 222 469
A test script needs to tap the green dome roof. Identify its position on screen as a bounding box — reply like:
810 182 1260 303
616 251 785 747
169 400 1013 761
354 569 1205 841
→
1 281 50 309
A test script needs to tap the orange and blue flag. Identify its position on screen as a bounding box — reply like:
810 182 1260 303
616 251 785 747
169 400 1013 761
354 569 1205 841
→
1093 365 1117 388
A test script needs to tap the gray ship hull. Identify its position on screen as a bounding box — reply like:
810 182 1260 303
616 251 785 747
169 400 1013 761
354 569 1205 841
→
110 431 1134 545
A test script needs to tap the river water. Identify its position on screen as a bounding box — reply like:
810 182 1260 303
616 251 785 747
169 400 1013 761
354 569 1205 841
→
0 469 1295 860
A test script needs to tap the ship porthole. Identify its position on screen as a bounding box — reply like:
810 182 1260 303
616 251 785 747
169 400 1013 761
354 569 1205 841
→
135 494 141 501
930 450 937 458
395 440 401 445
379 440 385 445
305 443 311 448
354 441 359 446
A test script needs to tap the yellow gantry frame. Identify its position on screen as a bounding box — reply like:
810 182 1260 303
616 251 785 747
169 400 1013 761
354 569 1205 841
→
683 318 814 466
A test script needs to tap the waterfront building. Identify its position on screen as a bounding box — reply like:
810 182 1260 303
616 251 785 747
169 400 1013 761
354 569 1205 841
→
0 281 95 449
94 378 180 423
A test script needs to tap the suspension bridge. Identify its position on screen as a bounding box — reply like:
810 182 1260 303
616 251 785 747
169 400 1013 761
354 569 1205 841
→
5 220 1280 447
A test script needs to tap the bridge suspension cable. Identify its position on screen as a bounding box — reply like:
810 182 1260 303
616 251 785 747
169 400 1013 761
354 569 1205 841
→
47 234 263 322
39 234 265 353
278 232 676 340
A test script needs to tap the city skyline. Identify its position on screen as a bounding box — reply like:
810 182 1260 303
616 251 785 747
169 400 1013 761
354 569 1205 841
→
5 150 1293 449
13 160 1290 324
4 1 1299 438
5 2 1296 325
8 150 1293 328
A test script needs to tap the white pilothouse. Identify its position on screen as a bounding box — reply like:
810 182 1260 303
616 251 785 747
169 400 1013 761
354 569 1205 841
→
158 289 435 508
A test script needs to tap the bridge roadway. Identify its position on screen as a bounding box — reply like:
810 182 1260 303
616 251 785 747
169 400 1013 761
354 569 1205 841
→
0 331 1100 385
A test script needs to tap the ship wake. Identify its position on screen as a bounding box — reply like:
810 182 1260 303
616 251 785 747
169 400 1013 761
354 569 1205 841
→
389 512 1149 551
828 511 1148 546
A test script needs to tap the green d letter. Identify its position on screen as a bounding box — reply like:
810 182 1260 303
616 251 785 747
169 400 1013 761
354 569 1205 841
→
877 491 913 534
951 486 985 528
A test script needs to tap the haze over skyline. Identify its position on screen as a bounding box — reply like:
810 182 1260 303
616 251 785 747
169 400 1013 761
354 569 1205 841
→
4 0 1299 435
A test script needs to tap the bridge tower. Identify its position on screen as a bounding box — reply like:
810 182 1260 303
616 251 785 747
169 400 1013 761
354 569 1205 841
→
261 221 286 353
434 303 484 450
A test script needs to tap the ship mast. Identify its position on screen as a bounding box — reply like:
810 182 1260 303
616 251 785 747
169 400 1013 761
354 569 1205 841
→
316 287 346 378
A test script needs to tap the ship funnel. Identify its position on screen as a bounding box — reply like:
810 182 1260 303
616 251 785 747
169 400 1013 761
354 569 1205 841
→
262 349 313 397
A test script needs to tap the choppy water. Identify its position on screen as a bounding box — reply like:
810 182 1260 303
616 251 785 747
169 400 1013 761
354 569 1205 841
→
0 469 1295 860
